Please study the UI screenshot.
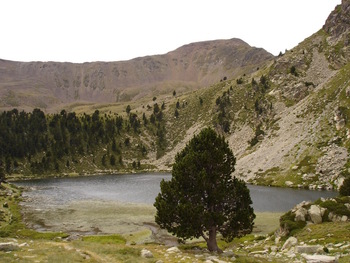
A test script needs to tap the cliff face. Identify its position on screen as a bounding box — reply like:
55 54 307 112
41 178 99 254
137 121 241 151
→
0 39 273 112
323 0 350 68
323 0 350 38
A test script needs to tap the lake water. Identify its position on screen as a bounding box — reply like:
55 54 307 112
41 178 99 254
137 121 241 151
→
15 173 337 212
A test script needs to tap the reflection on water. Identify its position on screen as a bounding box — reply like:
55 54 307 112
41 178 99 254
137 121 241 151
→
15 173 337 212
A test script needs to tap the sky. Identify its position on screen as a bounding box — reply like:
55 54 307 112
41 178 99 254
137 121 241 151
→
0 0 341 63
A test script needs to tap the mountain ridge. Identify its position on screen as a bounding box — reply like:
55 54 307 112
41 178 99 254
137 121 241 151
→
0 38 273 112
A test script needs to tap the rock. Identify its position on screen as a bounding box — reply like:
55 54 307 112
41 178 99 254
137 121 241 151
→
346 86 350 98
155 260 164 263
275 236 281 244
249 250 268 255
302 254 338 263
207 256 227 263
308 205 323 224
295 207 308 222
19 242 29 247
295 245 323 254
341 215 348 222
222 250 235 257
141 248 153 258
166 246 181 253
292 166 299 170
285 181 294 187
270 246 278 252
281 237 298 251
0 242 20 251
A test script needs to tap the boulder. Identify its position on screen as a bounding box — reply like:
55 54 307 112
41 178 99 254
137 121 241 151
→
308 205 323 224
141 248 153 258
346 86 350 98
285 181 294 187
302 254 338 263
292 166 299 170
0 242 19 251
295 245 323 254
295 207 308 222
166 246 181 253
281 237 298 251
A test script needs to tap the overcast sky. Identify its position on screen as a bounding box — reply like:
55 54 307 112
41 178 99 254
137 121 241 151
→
0 0 341 63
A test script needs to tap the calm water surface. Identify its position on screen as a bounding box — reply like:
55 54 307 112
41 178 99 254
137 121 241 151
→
15 173 337 212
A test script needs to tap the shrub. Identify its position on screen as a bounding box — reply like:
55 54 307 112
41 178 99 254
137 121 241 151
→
280 211 306 236
339 177 350 196
319 199 350 217
290 66 298 76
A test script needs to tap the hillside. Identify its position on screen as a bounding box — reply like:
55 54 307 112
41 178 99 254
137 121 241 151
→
0 39 272 112
153 0 350 191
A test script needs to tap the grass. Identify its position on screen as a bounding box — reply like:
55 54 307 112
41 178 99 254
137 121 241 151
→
82 234 126 244
295 222 350 244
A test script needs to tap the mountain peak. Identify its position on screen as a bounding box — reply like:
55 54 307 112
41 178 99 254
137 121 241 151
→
323 0 350 38
0 38 273 111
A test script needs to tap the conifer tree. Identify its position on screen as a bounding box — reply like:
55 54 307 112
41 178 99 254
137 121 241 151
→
154 127 255 252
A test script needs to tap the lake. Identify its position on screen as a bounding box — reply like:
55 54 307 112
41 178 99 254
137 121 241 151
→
15 173 337 212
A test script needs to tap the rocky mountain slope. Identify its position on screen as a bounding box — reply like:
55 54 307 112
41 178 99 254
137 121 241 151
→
0 39 272 112
154 0 350 191
230 0 350 189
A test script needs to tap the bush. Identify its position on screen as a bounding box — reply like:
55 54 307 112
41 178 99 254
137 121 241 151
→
280 211 306 236
290 66 298 76
339 177 350 196
319 199 350 217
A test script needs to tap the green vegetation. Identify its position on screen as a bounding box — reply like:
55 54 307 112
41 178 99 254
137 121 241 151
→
279 211 307 236
82 234 126 244
339 177 350 196
0 106 168 178
154 127 255 252
315 196 350 218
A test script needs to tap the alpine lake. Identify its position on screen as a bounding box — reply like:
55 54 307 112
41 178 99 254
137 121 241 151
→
14 173 337 244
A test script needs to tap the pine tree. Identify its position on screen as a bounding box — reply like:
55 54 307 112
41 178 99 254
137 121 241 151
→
154 127 255 252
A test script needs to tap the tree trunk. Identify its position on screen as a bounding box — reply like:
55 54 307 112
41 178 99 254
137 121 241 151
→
206 227 222 253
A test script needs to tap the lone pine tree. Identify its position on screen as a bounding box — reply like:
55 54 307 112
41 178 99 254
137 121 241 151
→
154 127 255 252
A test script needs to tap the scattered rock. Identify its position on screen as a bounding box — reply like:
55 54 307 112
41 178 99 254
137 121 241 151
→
295 245 323 254
0 242 20 251
166 246 181 253
222 250 235 257
302 254 338 263
346 86 350 98
308 205 323 224
285 181 293 187
141 248 153 258
295 207 308 222
275 236 281 244
281 237 297 251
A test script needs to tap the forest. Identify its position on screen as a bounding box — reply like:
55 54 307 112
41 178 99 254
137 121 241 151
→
0 105 166 177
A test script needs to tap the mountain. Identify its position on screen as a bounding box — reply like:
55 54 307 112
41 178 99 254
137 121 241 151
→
229 0 350 189
0 38 273 112
153 0 350 191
